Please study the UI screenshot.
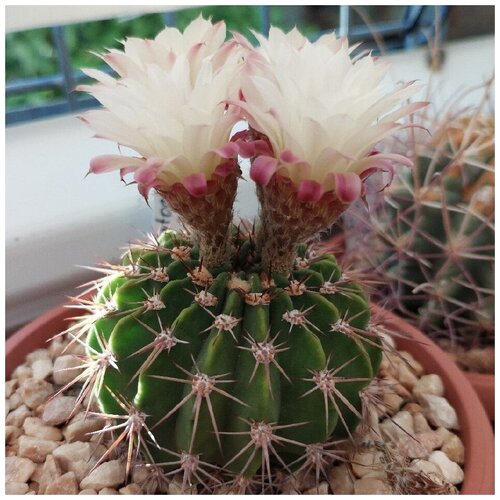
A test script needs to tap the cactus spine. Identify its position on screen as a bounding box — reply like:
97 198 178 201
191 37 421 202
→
346 89 494 365
64 225 382 488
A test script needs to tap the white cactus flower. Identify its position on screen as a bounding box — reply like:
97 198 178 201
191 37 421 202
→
233 27 426 203
79 17 246 198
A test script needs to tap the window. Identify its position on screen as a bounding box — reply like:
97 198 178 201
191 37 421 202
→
6 5 450 125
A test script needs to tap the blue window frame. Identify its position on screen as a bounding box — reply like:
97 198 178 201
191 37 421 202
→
5 6 449 126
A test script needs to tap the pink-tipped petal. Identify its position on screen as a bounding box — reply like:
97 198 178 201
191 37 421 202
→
280 149 300 164
134 166 158 186
253 139 273 156
187 42 204 62
89 155 144 174
237 140 256 158
214 160 237 177
250 156 279 186
333 173 362 203
296 180 325 203
230 129 250 142
183 173 208 197
213 142 240 158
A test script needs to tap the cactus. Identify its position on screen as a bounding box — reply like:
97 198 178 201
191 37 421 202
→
63 225 383 488
346 85 494 367
60 18 423 492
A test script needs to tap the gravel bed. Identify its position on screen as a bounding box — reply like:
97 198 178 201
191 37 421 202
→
6 331 465 494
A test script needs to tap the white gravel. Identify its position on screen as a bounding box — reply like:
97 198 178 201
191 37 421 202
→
5 329 465 494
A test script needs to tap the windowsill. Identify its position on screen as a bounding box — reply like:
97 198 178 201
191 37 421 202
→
5 34 494 331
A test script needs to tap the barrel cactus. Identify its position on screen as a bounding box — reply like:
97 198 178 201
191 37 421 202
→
345 84 494 370
61 18 422 491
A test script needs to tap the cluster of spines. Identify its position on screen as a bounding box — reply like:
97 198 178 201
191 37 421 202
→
347 106 494 351
53 228 393 492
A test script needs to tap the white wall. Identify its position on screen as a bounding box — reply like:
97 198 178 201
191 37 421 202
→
5 34 495 331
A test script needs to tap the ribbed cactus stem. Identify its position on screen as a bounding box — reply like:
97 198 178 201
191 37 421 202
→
256 215 300 275
256 176 348 274
158 166 240 269
65 226 383 489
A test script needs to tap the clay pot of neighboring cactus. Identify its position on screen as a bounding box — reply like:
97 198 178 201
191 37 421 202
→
343 83 495 420
8 18 492 494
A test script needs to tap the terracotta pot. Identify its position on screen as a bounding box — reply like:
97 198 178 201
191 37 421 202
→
6 303 494 494
372 305 494 495
464 371 494 422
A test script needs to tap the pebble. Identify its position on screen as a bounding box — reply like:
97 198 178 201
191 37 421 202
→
383 391 404 415
403 402 423 414
303 482 329 495
168 477 198 494
410 458 443 477
42 395 77 425
397 363 419 390
20 378 54 409
26 349 51 364
5 425 22 444
63 414 106 442
79 489 98 495
351 448 384 478
100 487 119 494
434 426 453 442
9 391 24 411
12 365 33 383
398 351 425 376
5 456 36 483
18 435 59 463
23 416 63 441
31 359 53 381
380 410 415 441
79 459 126 491
48 337 66 359
131 466 149 484
382 375 412 398
53 355 84 385
396 431 444 459
428 450 464 485
64 340 86 356
38 454 62 494
418 394 460 430
53 441 107 482
354 477 393 494
379 331 396 349
441 434 465 465
328 463 355 494
413 412 432 433
6 379 18 397
119 483 143 494
29 462 45 485
413 374 444 398
45 471 79 495
6 482 30 494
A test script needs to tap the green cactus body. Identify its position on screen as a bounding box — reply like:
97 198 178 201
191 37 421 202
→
85 229 380 478
385 155 493 340
358 113 494 350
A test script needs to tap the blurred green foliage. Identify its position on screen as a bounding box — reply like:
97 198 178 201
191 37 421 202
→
5 6 324 111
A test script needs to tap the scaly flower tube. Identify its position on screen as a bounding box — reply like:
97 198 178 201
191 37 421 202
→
79 17 247 267
232 27 427 272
